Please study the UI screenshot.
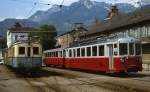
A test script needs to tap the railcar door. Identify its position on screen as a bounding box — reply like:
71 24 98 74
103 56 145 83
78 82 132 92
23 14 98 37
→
107 44 113 71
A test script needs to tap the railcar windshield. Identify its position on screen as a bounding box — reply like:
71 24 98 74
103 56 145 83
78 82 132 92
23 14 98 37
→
119 43 128 55
135 44 141 55
33 47 39 55
19 47 25 55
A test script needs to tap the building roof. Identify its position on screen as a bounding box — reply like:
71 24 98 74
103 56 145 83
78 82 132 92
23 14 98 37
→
84 6 150 36
60 27 88 36
8 27 39 33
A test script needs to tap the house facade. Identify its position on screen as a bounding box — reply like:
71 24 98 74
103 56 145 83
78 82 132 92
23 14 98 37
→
7 27 38 48
59 25 88 48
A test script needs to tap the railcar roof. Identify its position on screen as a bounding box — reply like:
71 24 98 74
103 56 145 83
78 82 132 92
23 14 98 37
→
44 37 141 52
9 40 41 48
44 48 64 53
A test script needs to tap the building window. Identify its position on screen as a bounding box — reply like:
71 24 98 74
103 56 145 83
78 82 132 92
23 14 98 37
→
15 35 18 40
19 47 25 55
148 25 150 36
141 26 147 37
33 47 39 55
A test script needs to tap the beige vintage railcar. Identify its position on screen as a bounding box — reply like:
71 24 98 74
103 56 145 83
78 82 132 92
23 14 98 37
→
5 40 42 69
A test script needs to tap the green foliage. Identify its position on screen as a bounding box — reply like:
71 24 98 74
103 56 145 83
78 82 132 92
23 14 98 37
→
14 22 22 28
29 24 57 50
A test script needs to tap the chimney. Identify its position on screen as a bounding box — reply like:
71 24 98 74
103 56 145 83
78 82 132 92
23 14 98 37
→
106 5 119 20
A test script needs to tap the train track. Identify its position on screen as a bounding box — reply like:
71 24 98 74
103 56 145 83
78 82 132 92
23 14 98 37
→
43 67 150 92
1 66 150 92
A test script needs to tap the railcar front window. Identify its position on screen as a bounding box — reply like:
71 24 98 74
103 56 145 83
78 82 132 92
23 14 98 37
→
33 47 39 55
135 44 141 55
19 47 25 55
119 43 128 55
129 43 134 55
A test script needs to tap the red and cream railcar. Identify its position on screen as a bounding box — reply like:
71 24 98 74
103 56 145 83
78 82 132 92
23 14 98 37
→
43 37 142 73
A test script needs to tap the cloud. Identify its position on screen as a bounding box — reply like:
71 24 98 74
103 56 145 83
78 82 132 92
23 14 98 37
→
15 16 26 19
0 16 26 22
0 17 7 21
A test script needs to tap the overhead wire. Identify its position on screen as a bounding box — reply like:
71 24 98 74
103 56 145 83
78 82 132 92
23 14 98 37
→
7 0 52 6
27 2 37 17
6 0 66 17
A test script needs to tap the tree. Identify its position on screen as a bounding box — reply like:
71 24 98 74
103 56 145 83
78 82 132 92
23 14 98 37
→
29 24 57 50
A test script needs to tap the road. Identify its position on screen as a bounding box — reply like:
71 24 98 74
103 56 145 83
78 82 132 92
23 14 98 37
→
0 65 150 92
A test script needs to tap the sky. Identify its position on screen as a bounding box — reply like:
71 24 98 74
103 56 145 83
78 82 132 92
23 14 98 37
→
0 0 148 21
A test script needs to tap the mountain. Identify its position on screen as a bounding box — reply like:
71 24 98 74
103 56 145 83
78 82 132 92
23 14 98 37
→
29 0 136 34
0 0 138 37
0 19 40 36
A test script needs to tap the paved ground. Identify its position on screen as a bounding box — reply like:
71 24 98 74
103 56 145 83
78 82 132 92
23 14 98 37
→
0 65 150 92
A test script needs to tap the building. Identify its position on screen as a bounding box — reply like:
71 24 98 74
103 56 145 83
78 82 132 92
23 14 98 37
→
7 27 39 48
78 6 150 64
59 23 88 48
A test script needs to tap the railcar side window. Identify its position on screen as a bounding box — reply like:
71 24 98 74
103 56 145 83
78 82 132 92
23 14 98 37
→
113 44 118 56
129 43 134 55
77 48 80 57
53 52 54 57
73 49 76 57
99 45 104 56
60 51 62 57
69 49 72 57
56 52 58 57
81 48 85 57
50 53 51 57
135 44 141 55
63 50 66 57
33 47 39 55
87 47 91 56
92 46 97 56
119 43 128 55
19 47 25 55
